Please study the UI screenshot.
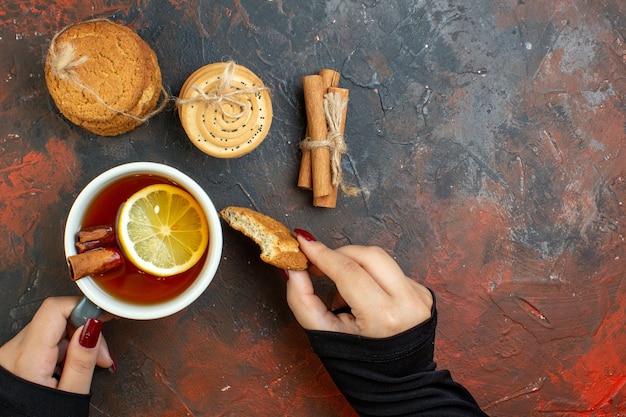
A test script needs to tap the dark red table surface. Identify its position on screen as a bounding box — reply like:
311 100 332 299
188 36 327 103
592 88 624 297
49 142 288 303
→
1 1 625 416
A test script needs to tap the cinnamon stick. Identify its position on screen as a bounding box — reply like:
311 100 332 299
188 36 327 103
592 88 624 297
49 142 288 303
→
298 69 340 190
301 75 333 199
314 87 350 208
67 248 124 281
75 225 116 253
319 68 340 88
297 133 314 189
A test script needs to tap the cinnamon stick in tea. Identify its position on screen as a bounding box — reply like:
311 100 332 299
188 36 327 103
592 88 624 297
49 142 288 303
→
298 69 340 190
314 87 350 208
67 248 123 281
75 225 116 253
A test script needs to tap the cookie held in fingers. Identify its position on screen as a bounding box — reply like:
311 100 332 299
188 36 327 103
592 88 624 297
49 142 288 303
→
219 206 308 270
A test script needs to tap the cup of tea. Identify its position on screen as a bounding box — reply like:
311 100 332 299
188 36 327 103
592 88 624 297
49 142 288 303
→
64 162 222 322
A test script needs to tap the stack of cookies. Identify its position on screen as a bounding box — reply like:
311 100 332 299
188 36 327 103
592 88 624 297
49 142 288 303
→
45 20 163 136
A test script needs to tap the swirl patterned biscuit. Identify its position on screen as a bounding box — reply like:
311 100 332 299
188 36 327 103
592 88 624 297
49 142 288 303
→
178 62 272 158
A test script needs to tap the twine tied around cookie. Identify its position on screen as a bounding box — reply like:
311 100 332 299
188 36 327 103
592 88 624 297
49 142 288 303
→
300 92 362 197
47 41 88 82
175 61 268 119
46 19 168 125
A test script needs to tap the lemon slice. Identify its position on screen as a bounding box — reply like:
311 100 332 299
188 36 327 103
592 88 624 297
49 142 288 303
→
117 184 209 276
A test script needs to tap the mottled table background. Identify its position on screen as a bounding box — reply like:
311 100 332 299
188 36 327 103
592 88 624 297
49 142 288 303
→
1 1 624 415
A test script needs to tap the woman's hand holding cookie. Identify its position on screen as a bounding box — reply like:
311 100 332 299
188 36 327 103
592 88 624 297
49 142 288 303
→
286 231 433 338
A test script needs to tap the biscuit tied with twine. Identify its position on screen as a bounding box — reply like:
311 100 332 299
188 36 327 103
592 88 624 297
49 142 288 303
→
45 19 167 136
176 61 273 158
176 61 268 119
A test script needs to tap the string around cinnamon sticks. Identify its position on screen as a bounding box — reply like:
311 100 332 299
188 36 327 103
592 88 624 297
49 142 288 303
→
298 69 363 207
298 70 340 191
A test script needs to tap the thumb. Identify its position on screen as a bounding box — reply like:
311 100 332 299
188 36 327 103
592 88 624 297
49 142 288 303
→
286 269 343 332
57 318 102 394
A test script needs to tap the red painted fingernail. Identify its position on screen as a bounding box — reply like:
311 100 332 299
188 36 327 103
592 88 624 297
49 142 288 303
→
294 229 316 242
79 318 102 349
280 269 289 281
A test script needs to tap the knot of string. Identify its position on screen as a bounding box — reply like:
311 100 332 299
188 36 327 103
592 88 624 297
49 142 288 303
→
175 61 268 119
48 41 88 82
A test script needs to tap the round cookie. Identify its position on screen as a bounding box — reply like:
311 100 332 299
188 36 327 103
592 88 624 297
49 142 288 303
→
178 62 272 158
45 20 162 136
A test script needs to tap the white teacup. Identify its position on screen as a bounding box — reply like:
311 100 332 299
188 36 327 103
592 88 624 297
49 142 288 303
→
64 162 222 322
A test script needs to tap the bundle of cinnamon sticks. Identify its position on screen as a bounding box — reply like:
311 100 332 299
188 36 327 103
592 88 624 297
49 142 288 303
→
297 69 349 208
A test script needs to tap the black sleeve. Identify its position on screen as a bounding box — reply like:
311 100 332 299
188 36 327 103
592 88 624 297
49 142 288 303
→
305 292 489 417
0 366 91 417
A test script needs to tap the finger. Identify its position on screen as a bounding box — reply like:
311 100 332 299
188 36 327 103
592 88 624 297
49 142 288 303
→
96 334 116 371
57 318 102 394
285 269 346 332
335 245 411 295
61 328 114 370
27 297 84 349
296 237 388 312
